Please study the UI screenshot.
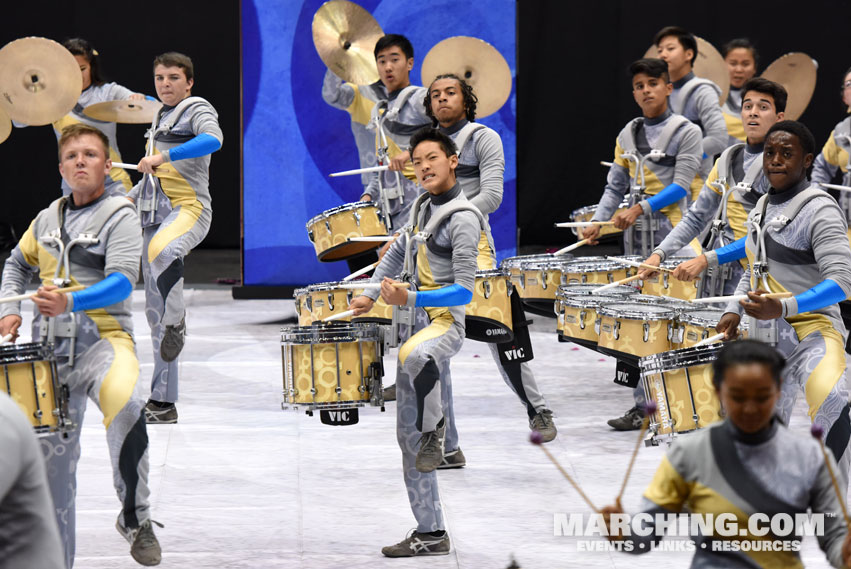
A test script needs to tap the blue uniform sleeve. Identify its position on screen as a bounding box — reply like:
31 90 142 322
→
645 183 687 212
166 133 221 162
790 279 847 315
714 237 747 265
412 284 473 308
69 273 133 311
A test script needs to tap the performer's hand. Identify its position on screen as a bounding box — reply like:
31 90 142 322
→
638 254 662 279
377 233 399 261
137 154 164 175
612 205 641 230
673 255 708 282
360 194 372 202
741 289 782 320
0 314 22 343
31 285 68 318
581 225 601 245
348 295 374 316
388 150 410 172
600 498 625 541
380 277 408 306
716 312 741 341
129 93 145 101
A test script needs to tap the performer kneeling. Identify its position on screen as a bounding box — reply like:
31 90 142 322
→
349 128 490 556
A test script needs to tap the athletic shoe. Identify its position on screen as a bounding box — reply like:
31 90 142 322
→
116 516 163 566
160 317 186 362
145 401 178 424
415 421 446 473
530 409 557 442
607 405 644 431
383 383 396 402
437 448 466 470
381 529 450 557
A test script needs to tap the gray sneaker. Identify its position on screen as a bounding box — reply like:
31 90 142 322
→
145 401 178 425
160 317 186 362
607 405 644 431
381 529 450 557
415 421 446 473
383 383 396 401
437 448 466 470
530 409 557 442
116 516 163 566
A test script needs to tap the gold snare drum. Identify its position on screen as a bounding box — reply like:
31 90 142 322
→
596 302 675 362
569 199 630 239
639 257 701 300
555 284 638 347
306 202 388 262
562 259 634 286
294 281 393 326
466 269 513 343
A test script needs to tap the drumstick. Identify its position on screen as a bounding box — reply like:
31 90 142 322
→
0 334 13 345
694 333 725 347
329 165 389 177
336 282 410 290
342 262 378 281
112 162 139 170
604 256 675 274
553 239 590 256
617 401 657 504
530 431 599 512
553 221 616 228
600 161 613 168
819 182 851 193
0 285 86 304
811 424 851 526
594 274 642 293
691 291 792 304
323 309 355 322
347 236 394 242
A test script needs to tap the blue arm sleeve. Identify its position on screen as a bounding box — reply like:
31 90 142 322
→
645 183 687 212
795 279 847 314
414 284 473 308
168 133 221 161
70 273 133 311
715 237 747 265
145 95 157 101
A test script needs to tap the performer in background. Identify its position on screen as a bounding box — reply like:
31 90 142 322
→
128 52 223 424
721 38 759 145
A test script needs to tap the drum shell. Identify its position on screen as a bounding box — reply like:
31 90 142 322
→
596 303 674 361
465 270 513 343
296 282 393 325
559 301 601 344
0 342 68 434
639 257 701 300
306 202 388 262
562 261 633 286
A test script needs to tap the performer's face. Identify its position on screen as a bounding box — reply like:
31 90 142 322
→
75 55 92 91
717 363 779 434
656 36 692 75
429 78 466 127
842 71 851 108
632 73 671 118
764 131 813 191
154 65 194 107
412 140 458 194
741 91 783 144
725 48 756 89
58 134 110 196
375 46 412 93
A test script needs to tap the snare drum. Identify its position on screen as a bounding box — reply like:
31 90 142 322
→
640 257 701 300
0 342 71 435
501 254 578 316
295 281 393 325
569 199 630 239
281 323 384 413
555 284 638 347
466 269 513 343
672 308 748 348
562 259 634 286
596 302 675 362
640 344 723 443
306 202 388 262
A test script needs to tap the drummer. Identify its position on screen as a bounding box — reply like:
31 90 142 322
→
811 66 851 225
15 38 145 196
638 78 786 296
721 39 759 145
716 120 851 483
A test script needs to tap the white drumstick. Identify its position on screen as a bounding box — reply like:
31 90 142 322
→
691 291 792 303
553 239 590 256
600 161 613 168
554 221 616 228
0 334 13 345
323 309 355 322
694 333 725 347
0 285 86 304
604 256 674 273
112 162 138 170
348 236 394 242
342 262 378 281
336 282 410 290
819 182 851 192
593 274 642 293
330 165 390 177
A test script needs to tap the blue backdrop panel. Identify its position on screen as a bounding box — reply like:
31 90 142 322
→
242 0 516 287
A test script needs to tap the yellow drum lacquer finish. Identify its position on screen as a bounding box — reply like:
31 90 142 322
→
562 260 633 286
639 257 701 300
569 199 629 239
555 284 638 342
294 281 393 325
596 302 674 360
501 254 575 302
306 202 388 261
465 270 513 342
0 342 70 434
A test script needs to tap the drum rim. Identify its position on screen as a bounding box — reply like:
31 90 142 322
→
639 343 723 372
564 260 629 271
679 308 725 326
306 201 381 226
597 302 676 320
475 268 509 277
0 341 55 361
557 284 638 297
569 199 630 217
281 322 381 343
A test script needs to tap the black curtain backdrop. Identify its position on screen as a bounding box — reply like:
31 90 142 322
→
517 0 851 248
0 1 240 248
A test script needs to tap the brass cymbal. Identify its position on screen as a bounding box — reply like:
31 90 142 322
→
643 36 729 105
421 36 512 119
760 52 817 120
312 0 383 85
83 99 163 124
0 37 82 126
0 107 10 144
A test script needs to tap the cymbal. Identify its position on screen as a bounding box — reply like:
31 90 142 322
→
421 36 512 119
0 37 82 126
312 0 383 85
0 107 10 144
83 99 163 124
643 36 729 105
760 53 817 120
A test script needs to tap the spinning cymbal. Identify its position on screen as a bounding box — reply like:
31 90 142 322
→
312 0 383 85
83 99 163 124
0 107 10 144
0 37 82 126
643 37 729 105
421 36 512 119
761 53 817 120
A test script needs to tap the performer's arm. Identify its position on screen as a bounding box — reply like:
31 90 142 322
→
591 140 631 221
360 231 408 302
652 167 722 261
321 68 356 110
0 223 39 319
470 129 504 216
693 85 728 159
703 236 746 269
810 131 841 185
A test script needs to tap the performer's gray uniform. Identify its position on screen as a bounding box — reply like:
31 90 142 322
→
128 97 222 403
669 72 730 178
0 392 65 569
361 184 485 531
1 194 151 568
811 115 851 223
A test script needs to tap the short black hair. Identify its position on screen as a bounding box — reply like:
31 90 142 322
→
629 58 670 83
409 127 457 159
653 26 697 67
374 34 414 60
712 339 785 391
721 38 759 68
742 77 787 113
424 74 478 125
766 120 816 157
63 38 105 86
